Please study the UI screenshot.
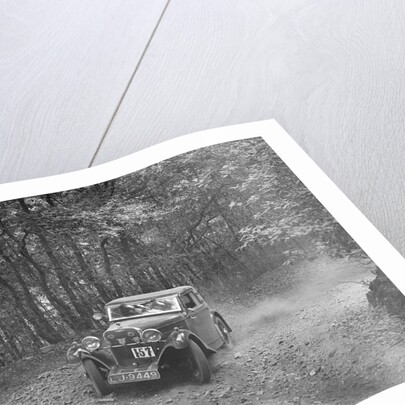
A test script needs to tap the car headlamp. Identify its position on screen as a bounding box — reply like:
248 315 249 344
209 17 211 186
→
142 329 162 343
66 342 81 363
171 329 188 349
81 336 101 352
92 312 104 321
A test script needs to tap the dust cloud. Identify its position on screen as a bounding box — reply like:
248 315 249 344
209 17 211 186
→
241 258 372 328
242 297 296 326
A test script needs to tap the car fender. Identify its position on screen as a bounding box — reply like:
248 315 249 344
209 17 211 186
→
210 311 232 333
159 329 216 361
80 351 114 370
186 330 216 354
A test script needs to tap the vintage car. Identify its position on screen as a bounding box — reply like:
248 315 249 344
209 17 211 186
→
66 286 231 395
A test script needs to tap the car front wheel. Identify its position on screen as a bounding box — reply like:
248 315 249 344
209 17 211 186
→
82 359 112 396
188 340 211 384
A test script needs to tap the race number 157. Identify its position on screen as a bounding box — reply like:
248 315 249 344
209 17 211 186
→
132 346 155 358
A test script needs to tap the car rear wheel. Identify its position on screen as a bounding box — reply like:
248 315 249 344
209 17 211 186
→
188 340 211 384
82 359 112 396
214 317 232 347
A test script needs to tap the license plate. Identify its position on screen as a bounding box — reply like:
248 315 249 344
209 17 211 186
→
131 346 156 358
108 370 160 384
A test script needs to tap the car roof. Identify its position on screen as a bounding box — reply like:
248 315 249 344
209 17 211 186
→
105 285 195 307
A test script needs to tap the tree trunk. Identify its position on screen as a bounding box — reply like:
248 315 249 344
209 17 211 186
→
18 198 93 328
19 315 44 348
18 243 83 332
35 233 93 329
151 266 173 289
100 238 123 297
213 198 241 243
131 236 173 289
0 274 62 345
119 233 148 292
66 235 111 302
4 256 64 343
0 319 21 360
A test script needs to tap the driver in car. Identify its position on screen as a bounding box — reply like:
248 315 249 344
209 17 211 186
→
120 304 143 317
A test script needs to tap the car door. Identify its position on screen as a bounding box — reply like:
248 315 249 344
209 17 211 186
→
180 291 219 346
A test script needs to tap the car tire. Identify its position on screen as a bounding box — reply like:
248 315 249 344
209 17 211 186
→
188 340 211 384
214 317 232 347
82 359 112 396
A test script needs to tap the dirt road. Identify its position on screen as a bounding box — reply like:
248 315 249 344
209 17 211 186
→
3 258 405 405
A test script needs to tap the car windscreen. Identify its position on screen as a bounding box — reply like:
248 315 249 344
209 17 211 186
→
107 295 182 321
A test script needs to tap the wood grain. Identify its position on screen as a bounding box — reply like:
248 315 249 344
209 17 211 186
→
0 0 167 183
93 0 405 256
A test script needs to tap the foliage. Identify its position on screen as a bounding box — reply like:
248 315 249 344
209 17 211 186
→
0 138 362 365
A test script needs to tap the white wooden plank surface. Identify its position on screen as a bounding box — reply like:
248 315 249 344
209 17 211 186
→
93 0 405 256
0 0 167 183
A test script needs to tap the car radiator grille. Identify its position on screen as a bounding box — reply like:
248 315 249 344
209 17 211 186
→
103 327 142 346
103 328 163 367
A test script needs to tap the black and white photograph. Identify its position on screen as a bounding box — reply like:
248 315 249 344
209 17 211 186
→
1 136 405 405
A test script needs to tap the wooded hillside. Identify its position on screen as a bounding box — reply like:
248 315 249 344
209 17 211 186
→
0 138 375 365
